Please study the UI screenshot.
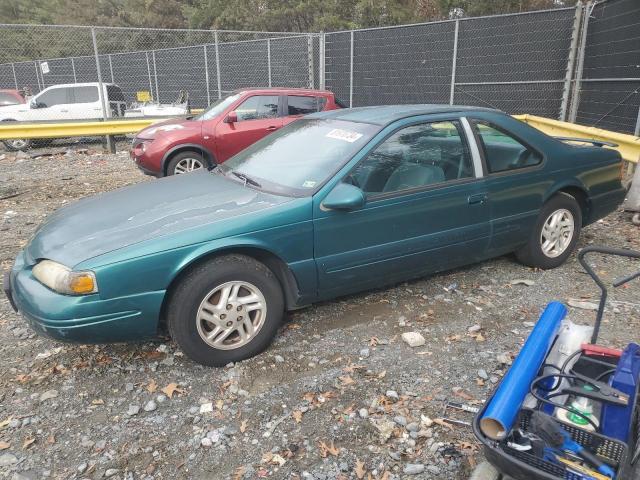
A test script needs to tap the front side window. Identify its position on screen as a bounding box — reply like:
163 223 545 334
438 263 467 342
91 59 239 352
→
71 86 99 103
349 121 473 196
235 95 279 121
35 87 69 107
474 122 542 173
287 95 321 115
221 118 378 196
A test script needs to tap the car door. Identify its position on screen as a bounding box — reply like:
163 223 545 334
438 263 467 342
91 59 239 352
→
313 116 491 298
469 119 545 255
214 94 283 161
282 94 325 127
26 86 71 121
68 85 102 120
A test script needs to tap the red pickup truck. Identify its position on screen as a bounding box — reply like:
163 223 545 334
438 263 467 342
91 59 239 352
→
131 88 343 177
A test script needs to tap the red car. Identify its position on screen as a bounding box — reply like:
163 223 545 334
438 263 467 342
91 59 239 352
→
131 88 342 177
0 89 26 107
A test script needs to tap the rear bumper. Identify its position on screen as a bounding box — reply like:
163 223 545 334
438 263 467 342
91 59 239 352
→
586 186 627 225
6 251 164 343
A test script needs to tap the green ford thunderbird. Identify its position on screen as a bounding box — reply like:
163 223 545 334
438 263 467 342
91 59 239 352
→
3 105 626 366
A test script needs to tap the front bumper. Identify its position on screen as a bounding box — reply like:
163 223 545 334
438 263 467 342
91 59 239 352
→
5 252 164 343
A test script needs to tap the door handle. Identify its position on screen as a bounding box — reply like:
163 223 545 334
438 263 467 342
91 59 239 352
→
266 126 278 131
468 193 488 205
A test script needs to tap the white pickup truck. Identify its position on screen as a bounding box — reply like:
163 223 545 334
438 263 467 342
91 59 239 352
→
0 82 127 151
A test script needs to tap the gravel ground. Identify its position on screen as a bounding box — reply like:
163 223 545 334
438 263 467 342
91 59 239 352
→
0 149 638 480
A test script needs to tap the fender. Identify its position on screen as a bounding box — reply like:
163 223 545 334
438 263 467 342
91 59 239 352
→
161 143 216 174
542 178 590 204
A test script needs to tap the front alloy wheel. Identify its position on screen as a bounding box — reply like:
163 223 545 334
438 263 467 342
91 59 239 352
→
174 156 204 174
196 281 267 350
540 208 574 258
167 254 284 367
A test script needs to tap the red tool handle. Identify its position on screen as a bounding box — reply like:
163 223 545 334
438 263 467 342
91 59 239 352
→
581 343 623 358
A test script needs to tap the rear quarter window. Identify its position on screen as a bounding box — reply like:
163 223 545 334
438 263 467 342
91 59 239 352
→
72 86 99 103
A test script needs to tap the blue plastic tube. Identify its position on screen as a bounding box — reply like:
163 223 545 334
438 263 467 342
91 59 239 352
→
480 301 567 440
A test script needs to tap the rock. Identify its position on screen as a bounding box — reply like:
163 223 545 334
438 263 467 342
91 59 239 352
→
385 390 399 400
426 465 441 475
77 463 88 474
125 383 134 392
359 348 370 358
393 415 407 426
497 352 512 365
401 332 426 348
467 324 482 333
274 355 285 363
105 468 119 477
406 422 420 432
143 400 157 412
403 464 425 475
370 418 396 444
421 415 434 427
358 408 369 419
568 299 598 311
127 405 140 416
201 438 212 447
511 279 535 286
39 390 58 402
199 403 213 414
478 369 488 380
0 453 18 466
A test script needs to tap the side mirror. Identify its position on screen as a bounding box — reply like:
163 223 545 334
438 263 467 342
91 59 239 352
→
224 111 238 123
30 99 40 109
321 183 365 211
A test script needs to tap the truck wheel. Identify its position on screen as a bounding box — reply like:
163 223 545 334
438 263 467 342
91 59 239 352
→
167 254 284 367
2 139 31 151
166 151 205 176
515 192 582 269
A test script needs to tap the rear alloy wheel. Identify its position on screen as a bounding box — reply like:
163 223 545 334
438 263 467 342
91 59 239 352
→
166 151 205 176
515 193 582 269
167 254 284 366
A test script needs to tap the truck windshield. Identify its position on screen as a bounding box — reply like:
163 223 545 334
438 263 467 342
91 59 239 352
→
220 118 379 197
194 94 241 120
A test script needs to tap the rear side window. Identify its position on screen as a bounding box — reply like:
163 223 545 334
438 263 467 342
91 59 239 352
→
287 95 323 115
474 122 542 173
107 85 125 102
35 87 70 107
71 86 99 103
235 95 279 121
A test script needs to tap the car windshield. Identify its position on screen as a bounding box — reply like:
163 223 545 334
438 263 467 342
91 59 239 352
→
220 118 379 196
194 93 241 120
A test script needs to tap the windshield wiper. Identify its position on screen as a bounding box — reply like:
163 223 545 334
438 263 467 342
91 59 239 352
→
231 171 262 188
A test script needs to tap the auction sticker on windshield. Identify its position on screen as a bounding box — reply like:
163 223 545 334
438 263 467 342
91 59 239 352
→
326 129 363 143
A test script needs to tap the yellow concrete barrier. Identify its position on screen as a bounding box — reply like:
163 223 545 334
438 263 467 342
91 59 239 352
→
0 118 164 140
514 114 639 165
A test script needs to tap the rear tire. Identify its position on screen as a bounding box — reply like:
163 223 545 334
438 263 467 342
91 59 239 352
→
166 151 205 176
167 254 284 367
515 192 582 269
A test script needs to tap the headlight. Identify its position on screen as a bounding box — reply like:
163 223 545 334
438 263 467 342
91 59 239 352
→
32 260 98 295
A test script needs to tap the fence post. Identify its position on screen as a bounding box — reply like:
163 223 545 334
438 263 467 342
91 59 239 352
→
108 54 114 83
308 35 314 89
560 3 583 121
11 63 18 89
569 1 592 123
449 19 460 105
349 30 354 108
34 61 41 91
145 52 154 100
91 27 114 153
152 50 159 103
71 57 77 83
204 45 211 106
214 31 222 99
319 32 325 91
267 38 272 87
635 106 640 137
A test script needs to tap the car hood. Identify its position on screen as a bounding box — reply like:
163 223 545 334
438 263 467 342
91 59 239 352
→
26 171 291 267
136 117 199 139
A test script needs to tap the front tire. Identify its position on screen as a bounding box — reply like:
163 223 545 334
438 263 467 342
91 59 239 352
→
515 193 582 269
166 151 205 176
167 255 284 367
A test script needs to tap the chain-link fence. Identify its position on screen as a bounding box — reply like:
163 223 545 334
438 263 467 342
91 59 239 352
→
0 0 638 154
573 0 640 135
0 25 318 113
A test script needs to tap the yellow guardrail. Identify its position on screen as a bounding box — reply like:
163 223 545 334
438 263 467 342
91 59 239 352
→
0 118 163 140
514 114 639 165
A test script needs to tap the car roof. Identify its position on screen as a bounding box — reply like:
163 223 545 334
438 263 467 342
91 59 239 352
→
308 104 500 125
234 87 334 96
